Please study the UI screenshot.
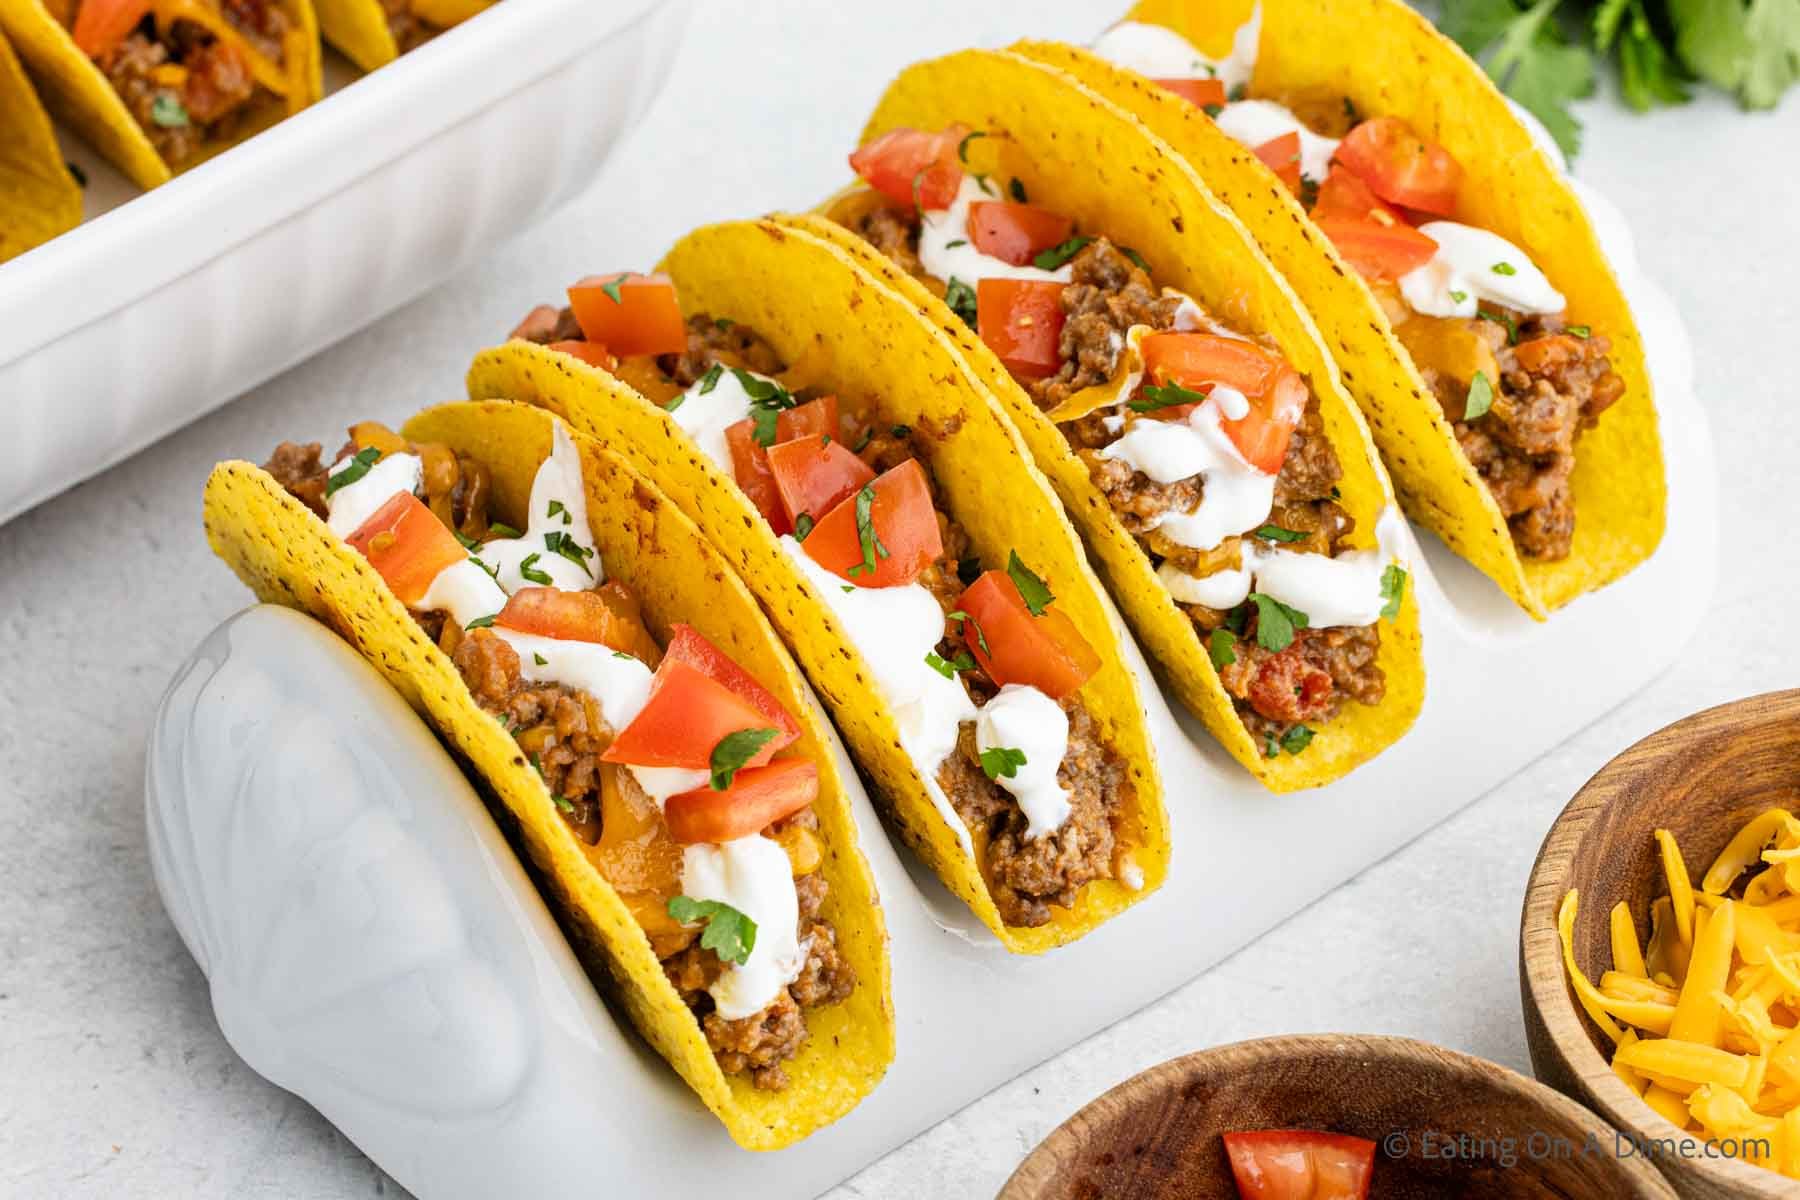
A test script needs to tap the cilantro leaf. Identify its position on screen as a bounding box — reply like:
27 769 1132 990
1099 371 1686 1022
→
1380 564 1408 620
667 896 758 966
1253 524 1308 543
1440 0 1593 158
698 362 723 395
948 609 990 656
600 273 630 304
1006 551 1054 615
924 650 976 679
544 529 595 577
1279 724 1316 755
709 727 779 791
944 277 978 328
1032 235 1092 271
957 129 988 162
794 512 815 541
1464 370 1496 422
151 94 190 128
466 613 497 630
844 484 890 579
323 447 381 498
979 745 1028 780
1207 628 1237 670
518 552 552 585
1247 592 1309 652
1130 380 1208 413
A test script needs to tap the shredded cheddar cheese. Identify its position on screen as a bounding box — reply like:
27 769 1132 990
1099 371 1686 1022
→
1560 809 1800 1179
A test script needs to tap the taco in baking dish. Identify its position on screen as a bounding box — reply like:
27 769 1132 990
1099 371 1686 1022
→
466 218 1168 952
0 0 322 189
205 401 893 1149
802 48 1423 790
315 0 487 72
0 24 80 262
1032 0 1665 619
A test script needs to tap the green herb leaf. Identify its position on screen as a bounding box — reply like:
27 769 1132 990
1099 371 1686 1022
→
1263 733 1281 759
551 793 575 814
151 94 189 128
852 427 874 453
1567 323 1591 338
1130 380 1208 413
1438 0 1593 158
1449 289 1469 304
489 522 523 538
714 316 735 330
1120 246 1151 272
845 484 890 578
709 727 779 790
1253 524 1308 543
948 609 990 656
663 393 686 414
1032 235 1092 271
945 239 968 249
1207 628 1237 669
667 896 758 966
1464 370 1496 422
1248 592 1309 652
1491 260 1518 275
979 745 1028 780
600 273 631 304
1298 175 1320 208
323 447 381 498
698 363 723 395
732 368 794 409
1227 81 1248 101
1380 564 1408 620
547 499 570 524
750 405 780 447
957 129 988 162
466 613 497 630
1279 724 1316 755
455 530 480 551
534 652 548 666
924 650 977 679
1203 102 1224 117
1008 177 1028 202
890 424 911 438
944 277 978 327
470 555 500 582
1479 307 1520 344
613 650 636 659
793 512 815 541
519 552 552 585
544 529 595 577
1006 550 1054 615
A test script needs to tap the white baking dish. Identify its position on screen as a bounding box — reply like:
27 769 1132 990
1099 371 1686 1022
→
0 0 691 526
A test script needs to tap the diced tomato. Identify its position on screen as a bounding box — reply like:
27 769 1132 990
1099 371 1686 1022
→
848 124 968 210
600 660 779 770
1139 333 1308 473
724 420 789 536
1254 132 1302 193
955 571 1100 700
660 624 800 750
1313 218 1437 281
1310 165 1398 224
967 201 1074 267
1223 1130 1376 1200
344 490 467 608
775 395 838 444
547 340 618 371
1334 116 1461 217
664 759 818 845
767 435 876 531
977 278 1067 379
495 586 647 654
1154 77 1226 109
566 273 688 358
803 459 942 588
72 0 150 58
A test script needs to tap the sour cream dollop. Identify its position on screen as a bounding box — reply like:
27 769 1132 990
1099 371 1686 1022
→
1091 8 1261 92
975 685 1071 839
1398 221 1567 318
920 176 1073 288
473 424 603 593
668 364 766 473
1160 509 1408 628
322 450 422 539
680 837 806 1020
1099 387 1276 552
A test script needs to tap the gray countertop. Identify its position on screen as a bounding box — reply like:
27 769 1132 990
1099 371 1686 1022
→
2 2 1794 1197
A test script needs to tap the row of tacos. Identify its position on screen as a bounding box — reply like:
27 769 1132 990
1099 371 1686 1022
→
202 0 1664 1150
0 0 493 258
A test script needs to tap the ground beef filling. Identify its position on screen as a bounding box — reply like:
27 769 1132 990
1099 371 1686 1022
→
380 0 436 53
1032 240 1185 413
220 0 290 63
263 435 849 1091
102 22 260 168
1424 313 1624 560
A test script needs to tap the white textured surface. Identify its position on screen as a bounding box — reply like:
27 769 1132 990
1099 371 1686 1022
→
0 5 1794 1200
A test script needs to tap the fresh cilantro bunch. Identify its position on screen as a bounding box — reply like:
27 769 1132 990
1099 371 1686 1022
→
1438 0 1800 157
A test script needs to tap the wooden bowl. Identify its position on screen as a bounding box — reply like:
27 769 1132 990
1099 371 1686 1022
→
999 1034 1674 1198
1521 689 1800 1200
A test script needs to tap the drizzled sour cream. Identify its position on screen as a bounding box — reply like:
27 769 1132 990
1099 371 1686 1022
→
919 176 1073 288
681 837 806 1020
1399 222 1567 318
1091 9 1261 92
976 685 1071 839
323 450 422 539
669 365 767 470
1160 508 1407 627
1099 386 1276 552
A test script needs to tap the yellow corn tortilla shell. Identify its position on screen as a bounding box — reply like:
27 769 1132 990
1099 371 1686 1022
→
800 47 1423 790
1033 0 1665 617
467 218 1169 952
0 0 321 190
317 0 488 72
204 400 893 1150
0 26 80 262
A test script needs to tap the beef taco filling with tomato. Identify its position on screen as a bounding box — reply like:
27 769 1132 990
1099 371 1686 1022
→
261 421 854 1090
833 131 1408 756
1093 17 1625 562
512 284 1142 927
59 0 291 168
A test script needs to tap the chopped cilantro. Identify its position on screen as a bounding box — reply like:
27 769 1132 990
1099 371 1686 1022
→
1380 564 1408 620
944 277 978 327
948 609 990 656
1032 235 1092 271
1279 724 1316 755
1464 370 1495 422
709 727 779 790
1006 551 1054 615
151 94 189 128
518 553 552 585
1247 592 1309 652
924 650 977 679
454 530 480 551
1207 628 1237 669
489 522 522 538
1449 289 1469 304
1130 380 1208 413
1227 82 1247 101
1203 102 1224 117
547 499 570 524
1253 524 1308 543
698 363 723 394
667 896 757 966
890 424 911 438
714 316 734 330
957 130 988 162
979 745 1027 781
794 513 815 541
852 428 874 453
945 238 968 249
844 484 890 578
466 614 497 630
544 529 595 577
1479 307 1520 344
1298 176 1320 208
323 447 380 498
1491 260 1518 276
1567 323 1591 338
1120 246 1151 272
533 652 548 666
600 273 630 303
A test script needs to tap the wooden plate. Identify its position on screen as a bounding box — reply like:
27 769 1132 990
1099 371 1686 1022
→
1521 688 1800 1199
999 1034 1673 1198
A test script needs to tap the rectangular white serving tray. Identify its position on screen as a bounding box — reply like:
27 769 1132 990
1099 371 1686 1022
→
0 0 692 527
147 172 1717 1195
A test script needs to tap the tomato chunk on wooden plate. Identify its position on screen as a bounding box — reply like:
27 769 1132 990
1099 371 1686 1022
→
664 759 819 844
802 458 942 588
955 570 1099 700
566 272 688 358
1223 1129 1375 1200
345 490 467 607
849 124 968 210
978 278 1066 379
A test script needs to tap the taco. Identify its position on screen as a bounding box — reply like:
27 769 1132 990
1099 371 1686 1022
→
204 401 893 1149
1038 0 1665 618
0 24 81 262
466 218 1169 952
0 0 322 189
315 0 488 72
800 48 1423 790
